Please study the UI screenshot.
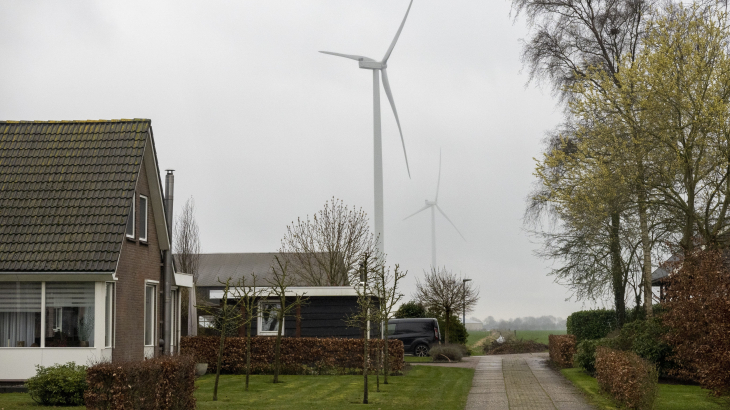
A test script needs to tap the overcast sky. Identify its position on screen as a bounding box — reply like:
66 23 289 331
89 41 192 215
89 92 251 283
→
0 1 608 321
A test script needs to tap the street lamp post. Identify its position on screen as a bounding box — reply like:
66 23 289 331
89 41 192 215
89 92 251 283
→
462 278 472 328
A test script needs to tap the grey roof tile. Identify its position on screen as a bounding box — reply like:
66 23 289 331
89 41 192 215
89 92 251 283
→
0 119 151 272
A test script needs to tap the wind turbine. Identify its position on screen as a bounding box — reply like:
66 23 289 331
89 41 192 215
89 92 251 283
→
320 0 413 254
404 151 466 267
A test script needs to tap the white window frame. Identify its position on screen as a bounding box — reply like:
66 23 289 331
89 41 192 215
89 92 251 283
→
105 282 115 348
170 288 178 349
257 300 282 336
126 198 135 239
138 195 148 242
144 282 158 347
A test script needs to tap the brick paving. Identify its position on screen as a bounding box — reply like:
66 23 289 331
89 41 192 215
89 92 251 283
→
465 353 595 410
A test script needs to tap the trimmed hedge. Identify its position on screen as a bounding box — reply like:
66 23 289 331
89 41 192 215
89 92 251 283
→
26 362 87 406
567 309 618 342
85 355 196 410
574 338 623 375
596 347 658 410
548 334 576 368
181 336 404 374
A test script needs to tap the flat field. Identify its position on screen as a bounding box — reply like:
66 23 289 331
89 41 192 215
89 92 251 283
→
514 329 566 345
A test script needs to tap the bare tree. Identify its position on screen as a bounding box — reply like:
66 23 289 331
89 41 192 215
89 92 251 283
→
370 264 407 385
414 266 479 344
230 273 267 391
280 198 383 286
175 197 201 336
267 256 306 384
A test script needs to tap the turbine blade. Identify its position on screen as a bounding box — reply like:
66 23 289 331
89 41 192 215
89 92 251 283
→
382 0 414 63
319 51 369 61
436 204 466 241
381 68 411 178
403 204 430 220
435 149 442 203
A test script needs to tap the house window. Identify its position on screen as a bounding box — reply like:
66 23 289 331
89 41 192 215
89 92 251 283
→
139 195 148 242
258 300 281 336
105 283 115 348
126 199 135 239
144 284 156 346
44 282 95 347
0 282 42 347
199 315 214 328
170 289 178 348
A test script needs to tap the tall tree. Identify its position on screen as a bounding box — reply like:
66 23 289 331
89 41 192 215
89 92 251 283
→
516 0 654 324
280 198 383 286
414 266 478 344
175 197 201 336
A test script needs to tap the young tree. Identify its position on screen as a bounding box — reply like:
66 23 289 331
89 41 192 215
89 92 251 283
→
230 273 267 391
267 256 306 384
280 198 383 286
370 264 407 385
175 197 201 336
414 267 478 344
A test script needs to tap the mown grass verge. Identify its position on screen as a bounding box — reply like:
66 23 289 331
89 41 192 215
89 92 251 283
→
561 368 728 410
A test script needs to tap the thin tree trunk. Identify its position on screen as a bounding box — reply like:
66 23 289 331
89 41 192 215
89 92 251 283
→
213 325 225 401
245 314 252 391
363 327 369 404
273 299 284 384
609 212 626 327
444 308 451 344
383 326 389 384
376 343 380 392
637 183 653 318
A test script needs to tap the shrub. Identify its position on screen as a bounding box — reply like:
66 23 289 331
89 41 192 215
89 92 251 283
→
573 338 622 375
26 362 87 406
662 249 730 396
595 347 658 410
85 355 196 410
566 309 619 342
181 336 404 375
394 301 427 318
429 344 463 362
616 317 673 375
548 334 576 368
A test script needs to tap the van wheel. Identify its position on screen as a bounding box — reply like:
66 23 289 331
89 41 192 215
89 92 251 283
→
414 344 429 357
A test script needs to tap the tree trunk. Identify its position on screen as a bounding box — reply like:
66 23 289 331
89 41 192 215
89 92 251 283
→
273 298 284 384
383 325 389 384
376 343 380 392
609 212 626 327
245 313 252 391
363 327 369 404
444 308 451 344
637 181 654 318
213 324 225 401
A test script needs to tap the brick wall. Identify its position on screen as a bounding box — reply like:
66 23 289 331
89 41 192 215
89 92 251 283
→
113 150 165 362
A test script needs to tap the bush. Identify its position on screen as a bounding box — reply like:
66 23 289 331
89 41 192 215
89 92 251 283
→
616 317 673 375
662 249 730 396
429 344 463 362
181 336 404 375
433 314 468 345
574 338 622 375
595 347 658 410
26 362 87 406
85 355 196 410
566 309 619 342
394 301 427 318
548 334 576 368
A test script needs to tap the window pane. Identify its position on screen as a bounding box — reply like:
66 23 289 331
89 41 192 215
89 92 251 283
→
170 290 177 347
139 196 148 241
145 285 155 346
260 302 280 333
387 323 396 336
0 282 41 347
126 201 135 237
105 283 114 347
45 282 95 347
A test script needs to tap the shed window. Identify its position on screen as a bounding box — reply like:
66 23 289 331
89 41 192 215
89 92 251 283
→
0 282 41 347
139 195 148 242
258 300 281 335
126 200 135 238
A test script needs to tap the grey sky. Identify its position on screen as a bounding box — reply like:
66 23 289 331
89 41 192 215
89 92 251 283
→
1 1 602 320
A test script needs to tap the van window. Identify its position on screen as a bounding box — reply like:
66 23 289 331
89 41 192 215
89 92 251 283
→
387 324 396 336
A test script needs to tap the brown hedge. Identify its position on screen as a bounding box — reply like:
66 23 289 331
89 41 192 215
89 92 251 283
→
181 336 404 375
662 249 730 396
84 355 196 410
548 334 576 368
595 347 658 410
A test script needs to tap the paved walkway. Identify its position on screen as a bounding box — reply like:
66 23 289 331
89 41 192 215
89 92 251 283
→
466 353 595 410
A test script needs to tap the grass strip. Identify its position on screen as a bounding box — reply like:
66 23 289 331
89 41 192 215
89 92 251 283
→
561 368 728 410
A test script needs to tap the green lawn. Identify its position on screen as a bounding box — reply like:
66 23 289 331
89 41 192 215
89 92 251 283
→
404 356 432 363
514 329 566 345
561 368 728 410
467 330 488 355
195 366 474 409
0 393 84 410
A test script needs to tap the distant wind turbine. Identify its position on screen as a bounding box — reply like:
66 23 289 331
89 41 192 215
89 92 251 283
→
404 151 466 267
320 0 414 254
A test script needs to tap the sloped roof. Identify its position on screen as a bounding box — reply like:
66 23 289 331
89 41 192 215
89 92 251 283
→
0 119 150 272
192 253 322 287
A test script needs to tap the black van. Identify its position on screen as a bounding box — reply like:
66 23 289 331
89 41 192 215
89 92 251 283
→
387 318 440 356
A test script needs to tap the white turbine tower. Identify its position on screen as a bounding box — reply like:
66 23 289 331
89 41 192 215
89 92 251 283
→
404 151 466 267
320 0 413 254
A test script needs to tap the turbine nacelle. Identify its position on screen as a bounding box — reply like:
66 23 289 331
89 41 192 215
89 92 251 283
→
360 60 386 70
